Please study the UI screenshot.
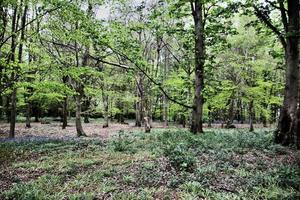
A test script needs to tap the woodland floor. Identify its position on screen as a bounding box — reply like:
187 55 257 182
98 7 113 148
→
0 120 271 142
0 121 143 142
0 123 299 199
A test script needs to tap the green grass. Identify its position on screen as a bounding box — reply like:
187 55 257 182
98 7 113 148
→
1 128 299 199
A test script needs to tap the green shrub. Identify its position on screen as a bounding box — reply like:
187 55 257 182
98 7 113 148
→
2 175 64 200
0 143 16 167
110 131 135 153
180 181 204 195
163 142 196 172
276 165 300 191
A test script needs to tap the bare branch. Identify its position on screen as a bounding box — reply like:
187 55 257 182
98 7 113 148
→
253 5 286 48
89 55 134 71
0 1 71 48
278 0 288 32
108 47 193 109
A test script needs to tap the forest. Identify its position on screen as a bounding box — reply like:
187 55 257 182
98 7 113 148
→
0 0 299 199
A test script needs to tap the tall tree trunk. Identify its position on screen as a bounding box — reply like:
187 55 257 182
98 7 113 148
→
163 45 169 128
62 76 68 129
11 2 27 135
136 73 144 127
102 91 109 128
0 96 3 120
208 105 212 128
190 1 205 134
75 94 86 137
275 0 299 146
241 100 244 124
226 98 235 128
25 101 31 128
9 89 17 138
249 100 254 132
143 95 151 133
135 83 141 127
33 106 39 122
73 19 86 137
296 101 300 149
8 4 19 138
25 66 33 129
83 98 90 123
82 32 91 125
84 116 89 123
62 96 68 129
0 5 8 121
163 94 168 128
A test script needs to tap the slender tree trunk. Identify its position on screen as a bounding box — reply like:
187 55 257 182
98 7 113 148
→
136 73 144 127
0 6 8 121
34 107 39 122
61 76 68 129
75 94 86 137
262 113 267 128
83 98 90 123
0 96 3 120
9 89 17 138
144 116 151 133
163 94 168 128
25 84 32 128
103 93 109 128
135 84 141 127
296 101 300 149
8 4 19 138
249 100 254 132
25 102 31 128
84 116 89 123
208 105 212 128
62 96 68 129
190 1 205 134
240 100 244 124
12 2 27 135
163 47 169 128
275 0 299 146
226 98 235 128
73 20 86 137
143 96 151 133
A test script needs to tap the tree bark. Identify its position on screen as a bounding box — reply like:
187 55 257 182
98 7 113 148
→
208 105 212 128
33 106 39 122
83 98 90 123
75 94 86 137
25 102 31 128
296 102 300 149
62 96 68 129
249 100 254 132
163 94 168 128
226 98 235 128
9 89 17 138
61 76 68 129
135 73 144 127
163 46 169 128
135 81 141 127
144 117 151 133
102 92 109 128
8 4 20 138
190 0 205 134
275 0 299 146
0 96 3 120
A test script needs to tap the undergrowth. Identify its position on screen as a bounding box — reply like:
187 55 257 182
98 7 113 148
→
1 128 299 199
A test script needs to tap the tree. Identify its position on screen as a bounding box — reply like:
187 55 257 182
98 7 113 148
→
251 0 299 146
190 0 205 133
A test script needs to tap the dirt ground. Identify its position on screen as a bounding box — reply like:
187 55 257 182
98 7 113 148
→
0 122 144 141
0 120 274 142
